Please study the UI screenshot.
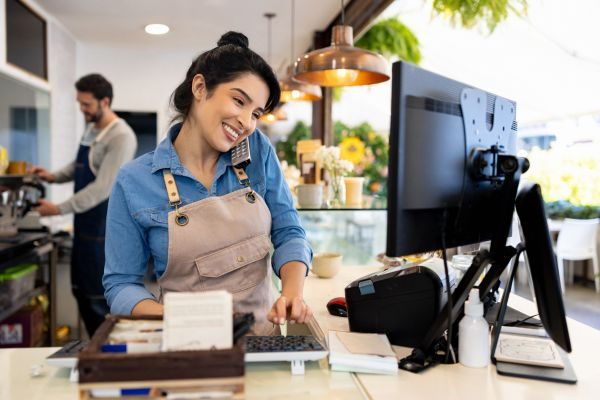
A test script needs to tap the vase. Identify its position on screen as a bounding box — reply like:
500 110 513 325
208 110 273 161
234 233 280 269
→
328 175 346 208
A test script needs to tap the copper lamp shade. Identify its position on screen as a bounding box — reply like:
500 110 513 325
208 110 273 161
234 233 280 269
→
294 25 389 87
279 66 322 102
259 105 287 123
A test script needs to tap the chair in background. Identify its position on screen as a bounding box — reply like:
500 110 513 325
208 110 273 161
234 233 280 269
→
556 218 600 293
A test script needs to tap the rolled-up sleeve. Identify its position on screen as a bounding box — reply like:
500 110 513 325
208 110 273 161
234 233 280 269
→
262 140 312 277
103 173 155 314
58 133 137 215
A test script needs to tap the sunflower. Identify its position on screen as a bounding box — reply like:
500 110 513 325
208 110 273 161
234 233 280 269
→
339 136 366 165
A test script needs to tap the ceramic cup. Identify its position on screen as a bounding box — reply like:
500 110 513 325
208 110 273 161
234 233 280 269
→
296 184 323 208
311 252 343 278
6 160 28 175
344 177 365 207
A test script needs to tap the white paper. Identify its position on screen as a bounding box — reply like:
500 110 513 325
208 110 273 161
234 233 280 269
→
494 333 564 369
162 291 232 351
336 331 396 357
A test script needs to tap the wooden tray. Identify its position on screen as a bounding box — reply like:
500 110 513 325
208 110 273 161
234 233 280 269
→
77 315 244 384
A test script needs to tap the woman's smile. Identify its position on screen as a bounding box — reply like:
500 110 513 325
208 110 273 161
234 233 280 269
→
222 122 241 142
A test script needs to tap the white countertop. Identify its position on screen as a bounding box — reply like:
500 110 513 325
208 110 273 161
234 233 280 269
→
1 264 599 400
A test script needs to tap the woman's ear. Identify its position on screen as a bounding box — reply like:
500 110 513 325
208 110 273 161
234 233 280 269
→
191 74 206 101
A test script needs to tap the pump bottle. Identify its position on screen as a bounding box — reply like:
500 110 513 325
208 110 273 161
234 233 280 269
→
458 288 490 368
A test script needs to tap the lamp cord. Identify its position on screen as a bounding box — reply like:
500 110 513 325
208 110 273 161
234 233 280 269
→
291 0 295 63
341 0 345 25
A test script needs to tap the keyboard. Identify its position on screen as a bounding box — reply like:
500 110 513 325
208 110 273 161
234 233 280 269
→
45 339 88 368
244 335 328 363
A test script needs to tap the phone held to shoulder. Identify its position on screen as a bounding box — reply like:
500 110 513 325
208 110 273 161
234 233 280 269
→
231 137 251 169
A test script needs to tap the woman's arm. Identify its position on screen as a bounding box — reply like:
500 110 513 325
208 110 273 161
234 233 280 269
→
132 299 164 315
255 133 313 323
267 261 312 324
103 175 157 315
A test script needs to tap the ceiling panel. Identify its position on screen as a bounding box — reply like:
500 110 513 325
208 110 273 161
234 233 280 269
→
36 0 342 74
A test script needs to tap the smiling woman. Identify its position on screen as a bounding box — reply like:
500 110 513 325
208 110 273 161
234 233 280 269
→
103 31 313 336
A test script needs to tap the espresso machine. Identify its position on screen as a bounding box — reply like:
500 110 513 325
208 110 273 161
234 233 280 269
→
0 175 45 237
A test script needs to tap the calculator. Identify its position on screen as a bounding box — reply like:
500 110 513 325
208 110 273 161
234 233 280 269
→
244 335 328 363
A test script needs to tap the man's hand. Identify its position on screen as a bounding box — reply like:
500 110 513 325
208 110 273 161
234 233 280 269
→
34 199 60 216
31 166 56 183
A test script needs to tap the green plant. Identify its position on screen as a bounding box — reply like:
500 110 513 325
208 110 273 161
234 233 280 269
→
275 121 311 167
525 145 600 206
545 201 600 220
355 18 422 64
432 0 528 33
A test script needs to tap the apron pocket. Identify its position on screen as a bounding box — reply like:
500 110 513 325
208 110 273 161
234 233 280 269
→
194 234 271 292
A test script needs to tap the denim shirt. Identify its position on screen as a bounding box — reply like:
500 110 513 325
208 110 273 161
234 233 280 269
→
103 123 312 315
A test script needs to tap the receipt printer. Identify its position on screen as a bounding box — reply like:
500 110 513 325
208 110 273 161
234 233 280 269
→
345 258 455 348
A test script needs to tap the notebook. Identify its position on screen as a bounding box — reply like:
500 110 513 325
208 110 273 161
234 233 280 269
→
328 331 398 375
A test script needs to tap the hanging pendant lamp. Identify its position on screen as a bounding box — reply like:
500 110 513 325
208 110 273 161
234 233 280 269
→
293 0 389 87
279 0 322 102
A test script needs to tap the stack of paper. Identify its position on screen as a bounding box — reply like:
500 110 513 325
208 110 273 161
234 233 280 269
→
328 331 398 375
162 291 232 351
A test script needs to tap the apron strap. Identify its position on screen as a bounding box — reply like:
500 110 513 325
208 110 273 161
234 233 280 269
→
233 166 257 204
162 170 181 206
162 170 189 226
233 166 250 187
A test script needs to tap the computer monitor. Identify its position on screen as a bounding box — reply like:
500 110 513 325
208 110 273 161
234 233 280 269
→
514 183 571 352
386 61 518 258
386 62 572 375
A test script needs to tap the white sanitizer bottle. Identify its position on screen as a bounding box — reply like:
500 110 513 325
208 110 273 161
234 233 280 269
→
458 288 490 368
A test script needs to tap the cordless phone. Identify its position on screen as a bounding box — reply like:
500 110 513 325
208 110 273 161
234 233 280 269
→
231 137 251 169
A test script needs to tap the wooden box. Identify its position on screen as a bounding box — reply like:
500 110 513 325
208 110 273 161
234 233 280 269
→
77 315 244 399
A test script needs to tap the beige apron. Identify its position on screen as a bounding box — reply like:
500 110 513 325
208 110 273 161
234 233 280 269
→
157 167 277 335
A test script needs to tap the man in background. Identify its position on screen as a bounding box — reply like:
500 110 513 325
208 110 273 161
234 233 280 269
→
33 74 137 336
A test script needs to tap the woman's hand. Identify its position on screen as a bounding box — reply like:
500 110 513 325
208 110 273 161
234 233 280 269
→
267 261 312 324
267 295 312 324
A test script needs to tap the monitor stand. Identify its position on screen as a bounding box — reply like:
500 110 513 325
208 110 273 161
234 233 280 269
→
490 244 577 384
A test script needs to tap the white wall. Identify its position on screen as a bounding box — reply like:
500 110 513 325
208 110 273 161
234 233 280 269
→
1 0 79 226
46 17 78 211
76 43 199 140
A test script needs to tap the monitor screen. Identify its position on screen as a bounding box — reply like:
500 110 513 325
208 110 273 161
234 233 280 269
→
515 183 571 352
6 0 47 79
386 61 518 258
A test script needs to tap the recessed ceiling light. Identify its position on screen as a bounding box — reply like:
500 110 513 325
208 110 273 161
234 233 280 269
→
145 24 170 35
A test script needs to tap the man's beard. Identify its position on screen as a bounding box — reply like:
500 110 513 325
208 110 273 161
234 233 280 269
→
85 106 103 123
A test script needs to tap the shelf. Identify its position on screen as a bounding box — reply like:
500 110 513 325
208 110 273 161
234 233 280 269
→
0 286 46 322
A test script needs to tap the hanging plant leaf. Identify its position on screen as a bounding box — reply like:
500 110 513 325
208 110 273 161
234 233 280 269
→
355 18 422 64
432 0 528 33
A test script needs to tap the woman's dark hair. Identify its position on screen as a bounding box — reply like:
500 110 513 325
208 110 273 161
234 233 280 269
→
171 31 280 122
75 73 113 105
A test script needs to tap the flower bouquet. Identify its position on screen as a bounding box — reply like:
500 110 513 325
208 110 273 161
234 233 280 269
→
316 146 354 207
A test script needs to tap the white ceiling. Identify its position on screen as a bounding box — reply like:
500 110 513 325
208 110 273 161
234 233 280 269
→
36 0 342 75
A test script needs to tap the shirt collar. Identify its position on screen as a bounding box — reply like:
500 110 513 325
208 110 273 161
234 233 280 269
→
151 122 233 175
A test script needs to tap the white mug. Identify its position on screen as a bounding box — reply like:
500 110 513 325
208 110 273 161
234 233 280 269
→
311 252 343 278
296 184 323 208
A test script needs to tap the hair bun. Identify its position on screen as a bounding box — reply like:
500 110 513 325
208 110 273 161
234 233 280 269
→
217 32 249 48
